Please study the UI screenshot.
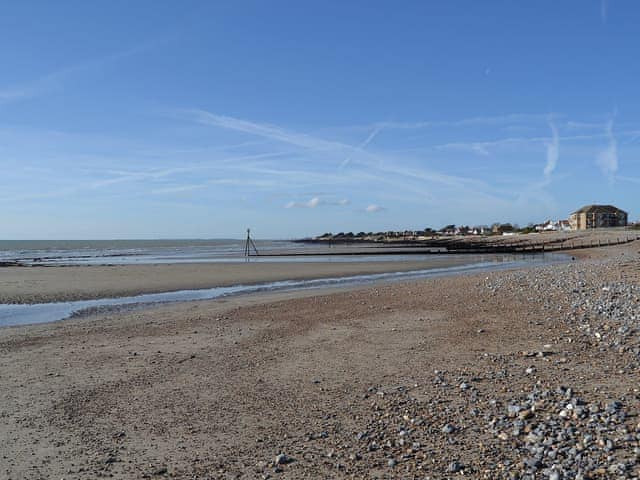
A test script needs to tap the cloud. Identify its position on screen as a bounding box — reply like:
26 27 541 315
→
434 135 548 156
285 197 321 209
178 108 528 208
436 141 491 156
323 198 351 206
179 109 347 152
284 196 351 209
625 131 640 145
565 121 603 130
150 184 205 195
365 204 385 213
596 118 618 181
307 197 320 208
543 120 559 179
208 178 277 188
340 124 383 169
433 128 619 159
369 113 555 130
88 166 199 189
0 42 156 105
601 0 609 23
360 125 382 149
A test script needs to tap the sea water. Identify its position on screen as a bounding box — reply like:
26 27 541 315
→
0 253 567 327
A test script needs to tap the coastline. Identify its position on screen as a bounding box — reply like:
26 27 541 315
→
0 255 543 305
1 242 639 478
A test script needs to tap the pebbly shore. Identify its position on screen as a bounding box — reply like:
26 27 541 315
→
248 253 640 479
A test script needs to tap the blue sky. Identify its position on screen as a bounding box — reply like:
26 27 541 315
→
2 1 640 239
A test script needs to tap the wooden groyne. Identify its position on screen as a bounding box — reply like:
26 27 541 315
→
257 234 640 257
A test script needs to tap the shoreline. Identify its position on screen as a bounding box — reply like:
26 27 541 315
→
0 254 568 328
1 241 639 478
0 253 553 305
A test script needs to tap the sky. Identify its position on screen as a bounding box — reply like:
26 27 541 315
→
2 0 640 239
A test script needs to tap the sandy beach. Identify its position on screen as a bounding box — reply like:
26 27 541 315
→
0 256 522 305
1 243 640 479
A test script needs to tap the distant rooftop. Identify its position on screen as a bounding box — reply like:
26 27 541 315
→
572 204 627 215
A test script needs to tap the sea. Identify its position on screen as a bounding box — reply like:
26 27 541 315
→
0 239 568 327
0 239 308 266
0 238 524 266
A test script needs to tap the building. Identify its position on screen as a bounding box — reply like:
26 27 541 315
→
535 219 572 232
492 223 514 234
535 220 557 232
569 205 628 230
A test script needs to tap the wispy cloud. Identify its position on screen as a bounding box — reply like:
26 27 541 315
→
285 197 321 209
566 120 604 130
436 141 491 156
151 184 205 195
0 42 156 105
360 125 382 149
624 131 640 145
596 118 618 182
433 134 549 156
340 124 383 168
369 113 555 130
179 109 347 152
207 178 278 188
433 129 619 158
181 109 559 187
543 120 559 180
617 176 640 187
601 0 609 23
183 108 502 201
365 204 385 213
284 196 350 209
10 107 630 224
89 166 199 189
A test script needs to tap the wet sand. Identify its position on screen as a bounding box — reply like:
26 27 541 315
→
1 243 639 479
0 256 516 304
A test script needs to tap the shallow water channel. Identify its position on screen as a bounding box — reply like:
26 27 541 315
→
0 254 568 327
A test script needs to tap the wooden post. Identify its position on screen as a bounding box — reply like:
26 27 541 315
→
244 228 259 259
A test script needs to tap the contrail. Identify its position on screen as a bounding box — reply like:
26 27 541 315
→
340 125 383 169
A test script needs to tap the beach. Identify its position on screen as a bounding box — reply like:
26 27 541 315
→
0 256 515 305
1 242 639 479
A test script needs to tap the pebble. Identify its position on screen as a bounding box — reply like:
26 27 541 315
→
441 424 456 434
274 453 292 465
333 255 640 478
